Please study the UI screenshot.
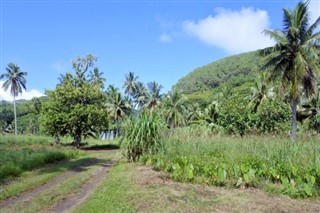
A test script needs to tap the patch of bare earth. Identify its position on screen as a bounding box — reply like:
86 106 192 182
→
133 165 320 213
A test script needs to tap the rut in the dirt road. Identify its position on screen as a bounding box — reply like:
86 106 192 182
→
48 160 114 213
0 154 116 213
0 158 100 209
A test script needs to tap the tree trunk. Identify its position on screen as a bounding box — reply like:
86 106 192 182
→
291 98 297 144
74 133 81 148
13 95 17 135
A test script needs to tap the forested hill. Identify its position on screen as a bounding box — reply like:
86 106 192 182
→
175 51 265 103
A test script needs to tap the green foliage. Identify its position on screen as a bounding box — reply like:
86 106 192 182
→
175 51 263 95
0 135 84 181
142 135 320 198
42 56 108 143
254 100 291 133
217 95 252 136
120 111 165 162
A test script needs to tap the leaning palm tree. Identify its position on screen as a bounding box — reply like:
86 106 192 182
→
0 63 27 135
123 72 138 99
260 1 320 143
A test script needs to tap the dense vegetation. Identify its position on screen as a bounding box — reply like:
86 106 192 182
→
0 135 84 181
141 131 320 198
0 0 318 202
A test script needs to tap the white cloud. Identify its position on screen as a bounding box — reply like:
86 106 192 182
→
182 7 274 54
159 32 172 42
0 81 45 101
309 0 320 25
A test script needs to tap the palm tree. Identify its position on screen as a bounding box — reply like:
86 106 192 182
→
146 81 163 109
105 85 131 137
88 67 105 89
123 72 138 99
162 89 187 128
134 81 147 109
260 1 320 143
0 63 27 135
246 72 275 112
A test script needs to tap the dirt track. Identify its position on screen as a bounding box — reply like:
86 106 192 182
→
0 151 116 213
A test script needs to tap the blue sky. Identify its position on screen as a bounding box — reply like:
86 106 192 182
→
1 0 319 100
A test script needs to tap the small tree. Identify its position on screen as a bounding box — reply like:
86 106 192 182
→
42 55 108 146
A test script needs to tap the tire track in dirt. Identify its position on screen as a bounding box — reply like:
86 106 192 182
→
0 157 105 209
48 160 115 213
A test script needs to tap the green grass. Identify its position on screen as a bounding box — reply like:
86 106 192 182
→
0 155 93 201
142 133 320 198
74 161 320 213
0 135 85 181
1 151 118 213
74 161 137 213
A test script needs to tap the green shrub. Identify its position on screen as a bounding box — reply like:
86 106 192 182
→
120 111 165 162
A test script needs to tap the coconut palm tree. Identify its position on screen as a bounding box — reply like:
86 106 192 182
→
146 81 163 109
260 1 320 143
88 67 105 89
134 81 148 109
123 72 138 99
247 72 275 112
0 63 27 135
105 85 131 137
162 89 187 128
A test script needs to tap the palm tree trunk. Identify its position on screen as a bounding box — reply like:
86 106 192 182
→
291 98 297 144
13 95 17 135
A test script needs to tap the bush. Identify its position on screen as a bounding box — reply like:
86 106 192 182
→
120 111 165 162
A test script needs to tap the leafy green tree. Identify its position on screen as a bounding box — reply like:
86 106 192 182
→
162 89 187 128
260 1 320 143
42 77 108 146
42 55 107 147
0 63 27 135
218 95 252 137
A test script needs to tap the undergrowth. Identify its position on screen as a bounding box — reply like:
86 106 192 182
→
141 132 320 198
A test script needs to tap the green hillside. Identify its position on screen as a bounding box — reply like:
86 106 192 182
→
175 51 265 104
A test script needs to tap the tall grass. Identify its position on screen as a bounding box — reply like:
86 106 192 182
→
120 112 165 162
142 128 320 198
0 135 84 181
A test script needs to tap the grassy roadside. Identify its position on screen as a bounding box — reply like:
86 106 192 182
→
74 161 320 213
